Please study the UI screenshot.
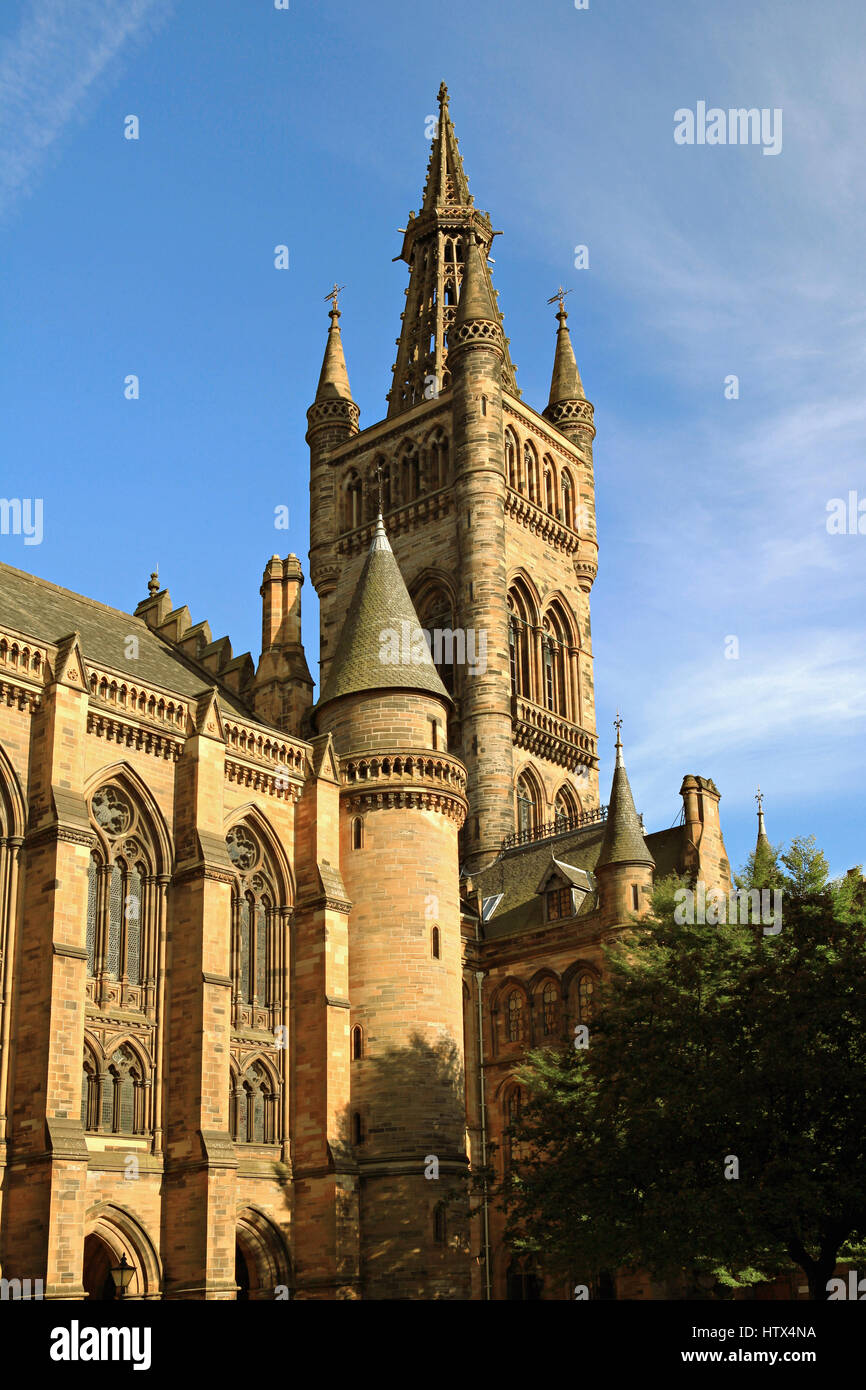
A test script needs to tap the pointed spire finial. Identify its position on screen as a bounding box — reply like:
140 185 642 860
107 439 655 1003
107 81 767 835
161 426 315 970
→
755 786 769 847
614 710 624 767
438 81 449 108
376 459 384 515
148 567 159 598
325 282 345 316
547 285 573 316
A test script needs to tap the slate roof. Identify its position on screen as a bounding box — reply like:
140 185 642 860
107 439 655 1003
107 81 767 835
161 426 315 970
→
315 515 449 711
473 821 687 941
0 560 270 725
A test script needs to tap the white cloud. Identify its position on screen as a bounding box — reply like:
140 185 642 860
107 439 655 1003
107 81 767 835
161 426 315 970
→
0 0 170 218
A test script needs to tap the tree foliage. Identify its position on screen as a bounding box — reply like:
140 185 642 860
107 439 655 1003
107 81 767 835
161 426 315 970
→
503 839 866 1299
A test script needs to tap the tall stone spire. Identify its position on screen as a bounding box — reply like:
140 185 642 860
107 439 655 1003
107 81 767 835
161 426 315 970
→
314 294 354 403
547 300 585 407
387 83 518 416
596 720 654 871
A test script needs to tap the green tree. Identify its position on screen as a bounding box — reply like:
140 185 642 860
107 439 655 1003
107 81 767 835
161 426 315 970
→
504 844 866 1300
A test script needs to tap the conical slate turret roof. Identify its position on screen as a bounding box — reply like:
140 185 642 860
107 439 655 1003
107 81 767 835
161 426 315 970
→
547 305 585 406
316 515 449 710
596 727 654 869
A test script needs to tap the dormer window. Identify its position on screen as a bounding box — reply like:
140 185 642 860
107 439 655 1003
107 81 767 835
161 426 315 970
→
546 885 574 921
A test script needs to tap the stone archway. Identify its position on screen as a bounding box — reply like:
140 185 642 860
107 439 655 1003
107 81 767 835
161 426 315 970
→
83 1233 118 1302
235 1207 291 1300
83 1203 162 1300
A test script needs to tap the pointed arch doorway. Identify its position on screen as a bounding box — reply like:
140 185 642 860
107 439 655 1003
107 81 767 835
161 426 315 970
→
82 1203 162 1300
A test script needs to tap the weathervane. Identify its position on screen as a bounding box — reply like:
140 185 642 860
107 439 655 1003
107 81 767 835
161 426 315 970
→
325 283 346 313
614 709 623 736
547 285 573 313
755 786 764 814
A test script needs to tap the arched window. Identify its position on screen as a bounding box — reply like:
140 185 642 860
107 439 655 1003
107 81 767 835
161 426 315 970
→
544 459 556 515
505 1085 523 1171
235 1061 278 1144
505 430 519 490
434 1202 447 1244
414 583 456 695
351 1025 363 1061
81 1046 99 1131
542 604 574 718
83 1043 147 1136
561 470 575 529
344 471 362 531
555 785 580 827
226 822 287 1032
506 990 526 1044
352 817 363 850
86 782 156 1009
353 1112 365 1146
400 445 420 502
432 925 441 959
508 581 537 700
576 974 594 1023
541 981 559 1035
515 771 541 836
428 430 449 488
524 442 538 504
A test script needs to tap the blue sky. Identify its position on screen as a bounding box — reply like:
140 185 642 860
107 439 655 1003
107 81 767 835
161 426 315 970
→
1 0 864 879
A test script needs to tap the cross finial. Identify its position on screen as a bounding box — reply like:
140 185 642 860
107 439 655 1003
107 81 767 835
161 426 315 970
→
547 285 573 314
614 710 624 766
147 566 159 597
614 709 623 736
325 282 345 314
755 786 763 813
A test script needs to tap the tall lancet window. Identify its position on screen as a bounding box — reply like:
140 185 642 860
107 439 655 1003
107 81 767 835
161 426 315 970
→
226 821 288 1034
505 430 519 490
561 471 575 529
508 582 536 701
344 471 362 531
524 443 538 504
542 605 573 719
86 781 161 1016
516 771 541 835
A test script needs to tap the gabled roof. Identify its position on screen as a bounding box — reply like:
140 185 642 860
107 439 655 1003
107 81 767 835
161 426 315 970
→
536 856 595 895
315 515 449 711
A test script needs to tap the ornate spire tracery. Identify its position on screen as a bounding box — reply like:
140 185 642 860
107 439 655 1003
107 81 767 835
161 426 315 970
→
387 84 518 416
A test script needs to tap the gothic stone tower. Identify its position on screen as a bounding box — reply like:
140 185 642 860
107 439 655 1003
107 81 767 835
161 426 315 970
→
308 84 600 874
312 517 471 1298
